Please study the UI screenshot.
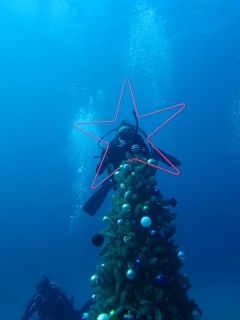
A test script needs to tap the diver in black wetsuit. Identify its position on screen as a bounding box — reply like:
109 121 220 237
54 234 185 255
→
21 275 92 320
83 115 181 216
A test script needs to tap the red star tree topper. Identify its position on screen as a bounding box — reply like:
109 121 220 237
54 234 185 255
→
74 79 186 189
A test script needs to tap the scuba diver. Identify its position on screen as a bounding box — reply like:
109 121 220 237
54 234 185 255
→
83 112 181 216
21 275 92 320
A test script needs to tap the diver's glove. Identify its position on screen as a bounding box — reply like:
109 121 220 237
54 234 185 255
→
82 312 89 320
131 144 141 155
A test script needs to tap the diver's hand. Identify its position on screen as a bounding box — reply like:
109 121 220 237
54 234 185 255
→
131 144 141 154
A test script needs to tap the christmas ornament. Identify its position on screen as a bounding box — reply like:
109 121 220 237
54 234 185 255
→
120 183 126 189
154 188 160 195
126 269 136 280
143 205 150 214
97 313 109 320
123 163 132 172
170 197 178 207
91 294 96 302
163 222 176 238
124 191 132 201
117 219 123 226
90 274 100 287
192 308 202 319
131 172 136 177
92 234 104 247
103 216 109 223
123 311 134 319
141 216 152 227
114 171 120 178
178 251 185 261
148 159 157 165
135 259 142 266
109 309 118 320
156 274 171 287
122 203 131 213
123 236 131 244
151 230 157 236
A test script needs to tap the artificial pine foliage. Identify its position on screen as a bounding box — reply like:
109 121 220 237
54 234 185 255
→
88 157 201 320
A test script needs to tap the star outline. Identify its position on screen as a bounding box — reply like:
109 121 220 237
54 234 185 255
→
74 78 186 189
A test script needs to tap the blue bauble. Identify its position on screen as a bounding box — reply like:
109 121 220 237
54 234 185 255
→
178 251 185 261
154 188 161 195
117 219 123 226
163 222 176 238
151 230 157 236
156 274 171 287
92 234 104 246
135 259 142 267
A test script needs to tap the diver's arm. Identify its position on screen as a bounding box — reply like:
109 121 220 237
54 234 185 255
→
56 294 70 318
153 148 181 167
21 300 39 320
96 155 111 175
96 139 119 175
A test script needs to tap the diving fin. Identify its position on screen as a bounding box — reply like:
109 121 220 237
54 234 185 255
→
83 180 112 216
152 148 181 167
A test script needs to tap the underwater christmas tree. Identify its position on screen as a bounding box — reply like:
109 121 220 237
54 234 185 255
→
87 154 202 320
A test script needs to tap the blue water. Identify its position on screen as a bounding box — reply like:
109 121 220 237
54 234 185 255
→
0 1 239 319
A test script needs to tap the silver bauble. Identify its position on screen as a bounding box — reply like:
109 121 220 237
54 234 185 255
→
126 269 136 280
97 314 109 320
114 171 120 178
124 191 132 201
123 163 132 172
90 274 100 287
143 205 150 214
122 203 131 213
148 158 157 165
141 216 152 227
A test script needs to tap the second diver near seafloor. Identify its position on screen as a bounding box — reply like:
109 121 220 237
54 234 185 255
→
82 115 181 216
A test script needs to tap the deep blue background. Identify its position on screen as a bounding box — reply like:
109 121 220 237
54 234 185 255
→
0 1 240 319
